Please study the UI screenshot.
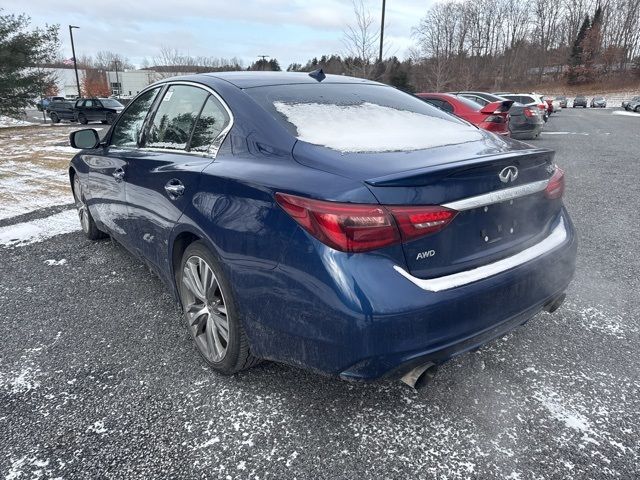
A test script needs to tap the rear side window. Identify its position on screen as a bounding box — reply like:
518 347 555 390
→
111 87 160 148
146 85 209 151
189 95 231 153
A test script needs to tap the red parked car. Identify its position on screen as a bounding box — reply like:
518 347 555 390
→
415 93 512 136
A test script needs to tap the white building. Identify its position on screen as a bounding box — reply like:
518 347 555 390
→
105 70 159 97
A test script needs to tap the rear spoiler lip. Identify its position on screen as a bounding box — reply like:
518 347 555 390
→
364 148 554 187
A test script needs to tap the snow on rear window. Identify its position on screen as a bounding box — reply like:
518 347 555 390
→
274 101 483 153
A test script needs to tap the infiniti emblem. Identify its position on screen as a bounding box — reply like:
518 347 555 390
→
498 166 519 183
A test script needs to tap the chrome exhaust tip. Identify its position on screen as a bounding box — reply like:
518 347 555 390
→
400 362 438 390
543 292 566 313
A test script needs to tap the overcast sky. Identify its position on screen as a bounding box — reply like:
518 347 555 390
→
5 0 432 69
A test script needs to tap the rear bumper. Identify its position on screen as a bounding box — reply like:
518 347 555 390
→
238 210 577 381
510 121 543 139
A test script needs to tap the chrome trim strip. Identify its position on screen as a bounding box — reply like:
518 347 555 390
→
442 179 549 211
394 217 567 292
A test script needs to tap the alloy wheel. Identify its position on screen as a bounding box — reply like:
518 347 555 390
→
182 256 229 362
73 177 90 233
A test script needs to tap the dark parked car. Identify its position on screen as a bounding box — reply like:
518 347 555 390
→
573 95 588 108
36 96 65 111
623 96 640 111
456 91 544 140
498 93 548 121
47 101 78 123
590 96 606 108
68 72 576 388
75 97 124 124
416 93 512 136
555 96 568 108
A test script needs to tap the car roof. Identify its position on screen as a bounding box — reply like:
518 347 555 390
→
201 71 382 89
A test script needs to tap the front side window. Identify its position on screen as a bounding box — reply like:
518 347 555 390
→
189 95 231 153
110 87 160 148
146 85 209 151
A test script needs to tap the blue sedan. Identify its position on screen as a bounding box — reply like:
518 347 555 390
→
69 72 576 388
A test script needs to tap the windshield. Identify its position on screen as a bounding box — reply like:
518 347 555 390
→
100 99 124 108
245 83 482 153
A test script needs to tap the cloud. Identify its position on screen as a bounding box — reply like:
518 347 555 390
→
3 0 432 67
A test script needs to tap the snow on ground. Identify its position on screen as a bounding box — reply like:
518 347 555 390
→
0 209 80 247
612 110 640 117
0 115 33 128
0 125 76 219
274 101 484 153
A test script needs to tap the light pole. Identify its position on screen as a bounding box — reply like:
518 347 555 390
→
114 59 120 97
378 0 386 63
69 25 81 98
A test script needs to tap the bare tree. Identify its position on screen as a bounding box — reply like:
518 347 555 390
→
342 0 380 78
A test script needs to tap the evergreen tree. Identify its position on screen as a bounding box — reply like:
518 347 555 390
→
569 15 591 67
0 10 60 116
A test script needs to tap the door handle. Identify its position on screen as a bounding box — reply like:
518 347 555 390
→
164 179 185 198
112 168 125 182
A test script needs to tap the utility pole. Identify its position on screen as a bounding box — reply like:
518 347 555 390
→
114 59 120 97
258 55 269 71
69 25 81 98
378 0 386 63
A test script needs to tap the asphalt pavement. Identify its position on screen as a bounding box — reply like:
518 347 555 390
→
1 108 639 479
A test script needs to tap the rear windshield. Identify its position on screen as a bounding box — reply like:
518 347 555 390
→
244 83 481 153
100 99 124 108
453 95 483 110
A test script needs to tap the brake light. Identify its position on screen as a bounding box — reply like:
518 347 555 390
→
537 104 546 111
544 167 565 199
523 107 536 118
386 206 457 242
485 114 506 123
275 193 457 252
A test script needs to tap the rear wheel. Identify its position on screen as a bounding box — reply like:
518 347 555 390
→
73 175 107 240
635 106 640 113
50 112 60 123
78 113 88 125
178 241 259 374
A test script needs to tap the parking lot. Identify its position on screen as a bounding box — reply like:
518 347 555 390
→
1 108 639 479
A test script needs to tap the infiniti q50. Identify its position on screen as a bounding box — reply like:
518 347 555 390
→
68 72 576 388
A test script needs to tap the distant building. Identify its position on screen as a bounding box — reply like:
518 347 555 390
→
105 70 160 98
42 67 192 99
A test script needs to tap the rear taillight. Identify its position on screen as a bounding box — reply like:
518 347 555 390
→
275 193 457 252
485 114 506 123
386 206 457 242
537 104 546 111
544 167 565 199
523 107 536 118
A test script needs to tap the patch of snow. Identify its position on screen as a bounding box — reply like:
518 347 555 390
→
87 420 108 434
44 259 67 266
0 115 33 128
535 388 594 435
5 367 41 394
0 209 80 247
274 101 484 153
612 110 640 117
564 302 628 339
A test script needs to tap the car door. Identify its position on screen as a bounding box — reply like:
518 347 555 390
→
123 83 232 276
86 87 162 250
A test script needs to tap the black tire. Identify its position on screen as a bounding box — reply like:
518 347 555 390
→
72 175 107 240
78 113 88 125
178 241 260 374
635 106 640 113
50 112 60 123
105 112 115 125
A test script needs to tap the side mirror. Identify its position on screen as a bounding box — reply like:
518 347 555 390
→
70 129 100 149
